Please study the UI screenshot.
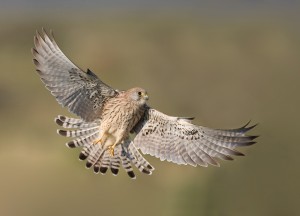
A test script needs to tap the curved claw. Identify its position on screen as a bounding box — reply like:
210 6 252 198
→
108 145 115 157
93 139 102 145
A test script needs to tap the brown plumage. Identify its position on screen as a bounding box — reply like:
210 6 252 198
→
33 29 258 179
94 87 148 156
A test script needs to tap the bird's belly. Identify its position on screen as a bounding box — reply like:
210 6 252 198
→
101 111 136 138
102 133 116 148
99 122 126 147
99 101 144 147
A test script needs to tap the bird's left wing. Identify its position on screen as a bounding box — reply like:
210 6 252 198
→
32 29 118 122
133 107 258 167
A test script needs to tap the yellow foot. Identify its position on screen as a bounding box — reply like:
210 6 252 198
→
108 145 115 157
93 139 102 145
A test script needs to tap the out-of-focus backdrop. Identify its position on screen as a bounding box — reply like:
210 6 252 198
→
0 1 299 216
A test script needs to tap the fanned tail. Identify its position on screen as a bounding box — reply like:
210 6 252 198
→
55 115 154 179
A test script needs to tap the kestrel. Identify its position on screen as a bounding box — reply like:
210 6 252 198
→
32 29 258 179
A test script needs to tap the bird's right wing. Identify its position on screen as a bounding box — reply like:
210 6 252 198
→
32 29 118 122
133 107 258 167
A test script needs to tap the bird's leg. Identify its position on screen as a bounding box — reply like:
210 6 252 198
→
107 141 119 157
107 145 116 157
107 136 123 157
93 139 101 145
93 131 108 145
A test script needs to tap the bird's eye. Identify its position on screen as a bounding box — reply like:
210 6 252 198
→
138 92 142 96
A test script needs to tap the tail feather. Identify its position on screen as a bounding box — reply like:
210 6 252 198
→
55 115 154 178
121 154 135 179
128 143 154 174
86 144 104 168
110 148 122 175
55 116 100 148
130 144 154 170
97 151 111 175
58 127 99 138
58 115 83 124
55 115 99 128
65 131 99 148
79 144 95 161
93 152 110 174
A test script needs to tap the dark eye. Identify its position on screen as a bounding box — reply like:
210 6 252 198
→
138 92 142 96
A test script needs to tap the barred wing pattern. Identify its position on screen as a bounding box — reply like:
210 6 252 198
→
133 108 257 167
55 115 154 179
32 29 117 122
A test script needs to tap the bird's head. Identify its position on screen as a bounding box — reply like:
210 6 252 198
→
127 87 149 105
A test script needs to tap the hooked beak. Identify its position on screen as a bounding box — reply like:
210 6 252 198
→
143 93 149 100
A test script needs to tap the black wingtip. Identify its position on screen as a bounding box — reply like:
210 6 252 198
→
222 155 234 161
179 117 195 120
86 68 98 78
243 123 258 132
238 141 257 147
242 120 251 128
233 150 245 156
229 122 259 133
217 120 258 133
87 68 93 75
248 135 259 140
177 117 195 123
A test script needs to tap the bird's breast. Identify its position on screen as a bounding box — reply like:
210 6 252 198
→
101 98 145 134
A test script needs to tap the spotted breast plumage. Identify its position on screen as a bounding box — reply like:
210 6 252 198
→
33 29 258 179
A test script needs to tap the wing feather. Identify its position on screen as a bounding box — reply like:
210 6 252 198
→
33 29 117 121
133 107 258 167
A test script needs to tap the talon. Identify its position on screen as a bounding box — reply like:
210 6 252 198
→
108 146 115 157
93 139 101 145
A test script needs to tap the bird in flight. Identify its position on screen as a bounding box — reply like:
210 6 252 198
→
32 29 258 179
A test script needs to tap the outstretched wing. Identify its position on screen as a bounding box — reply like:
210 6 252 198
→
133 107 258 167
32 29 117 122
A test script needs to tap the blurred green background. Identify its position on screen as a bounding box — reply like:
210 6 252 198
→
0 1 299 216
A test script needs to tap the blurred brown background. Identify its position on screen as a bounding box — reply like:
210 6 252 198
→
0 1 299 216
